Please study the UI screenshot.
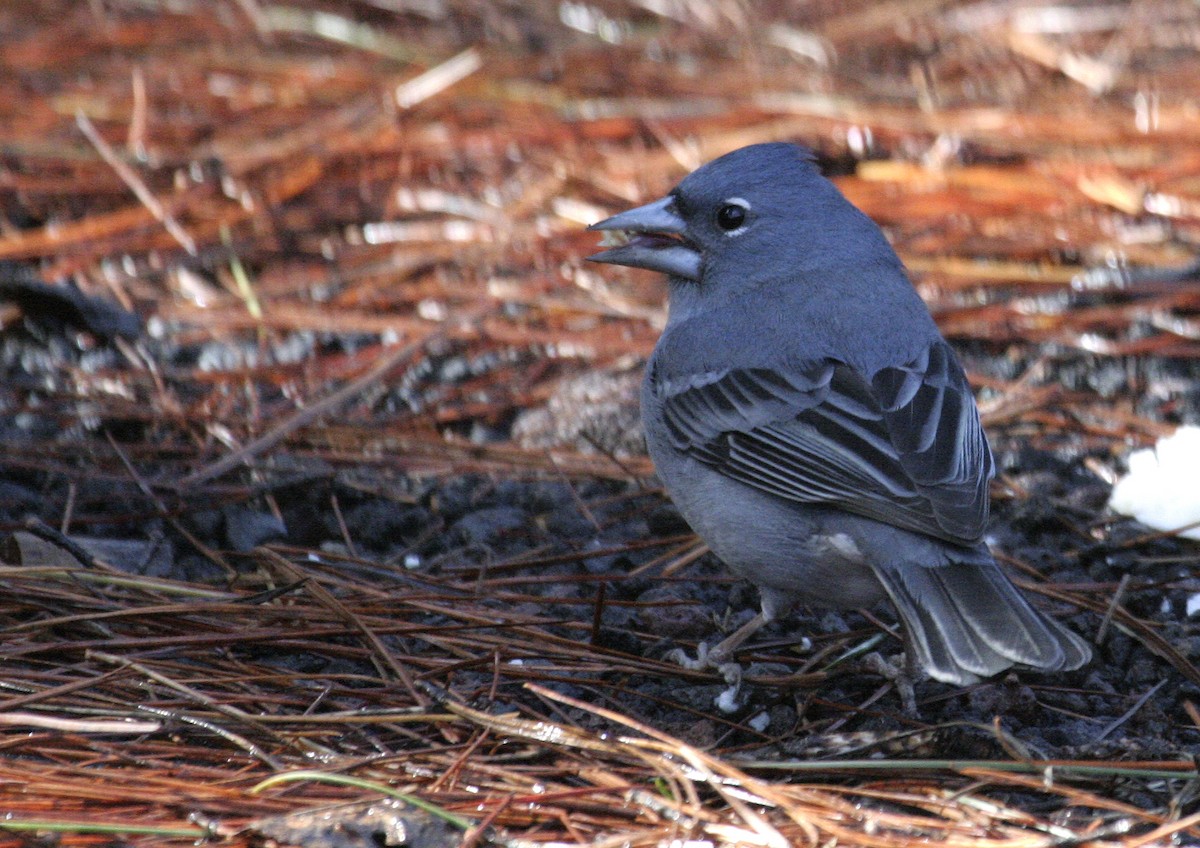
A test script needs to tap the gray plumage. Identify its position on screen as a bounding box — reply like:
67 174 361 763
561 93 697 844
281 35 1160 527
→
588 142 1090 685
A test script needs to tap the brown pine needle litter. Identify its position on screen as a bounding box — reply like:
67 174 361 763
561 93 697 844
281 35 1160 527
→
2 1 1200 846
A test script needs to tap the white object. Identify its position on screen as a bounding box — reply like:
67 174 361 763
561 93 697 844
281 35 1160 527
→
1109 426 1200 540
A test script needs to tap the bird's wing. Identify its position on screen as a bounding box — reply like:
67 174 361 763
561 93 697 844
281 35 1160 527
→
654 340 994 545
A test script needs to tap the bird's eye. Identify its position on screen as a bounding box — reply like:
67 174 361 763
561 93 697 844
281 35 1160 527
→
715 201 748 232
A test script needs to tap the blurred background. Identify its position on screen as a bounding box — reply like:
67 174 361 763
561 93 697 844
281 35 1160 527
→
6 1 1200 446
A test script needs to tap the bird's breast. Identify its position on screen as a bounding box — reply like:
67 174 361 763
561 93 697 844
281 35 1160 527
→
640 387 886 609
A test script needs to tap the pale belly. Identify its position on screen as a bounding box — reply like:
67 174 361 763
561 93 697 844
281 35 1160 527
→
652 446 889 615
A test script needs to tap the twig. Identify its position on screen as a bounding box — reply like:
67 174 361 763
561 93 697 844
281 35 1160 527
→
75 109 197 256
179 328 448 487
0 711 160 734
256 548 427 707
89 649 287 770
1094 680 1168 743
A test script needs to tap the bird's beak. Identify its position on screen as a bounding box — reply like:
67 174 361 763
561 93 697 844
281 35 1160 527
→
586 195 701 281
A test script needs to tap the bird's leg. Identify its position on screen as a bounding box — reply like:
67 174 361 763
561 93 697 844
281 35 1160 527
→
864 651 918 715
705 610 769 665
667 610 768 713
668 610 767 669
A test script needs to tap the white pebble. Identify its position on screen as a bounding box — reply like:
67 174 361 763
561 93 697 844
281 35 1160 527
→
1109 426 1200 539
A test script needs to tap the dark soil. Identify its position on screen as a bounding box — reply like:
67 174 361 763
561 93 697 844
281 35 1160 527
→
3 313 1198 782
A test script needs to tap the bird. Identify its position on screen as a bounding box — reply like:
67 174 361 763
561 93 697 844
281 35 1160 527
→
586 142 1090 703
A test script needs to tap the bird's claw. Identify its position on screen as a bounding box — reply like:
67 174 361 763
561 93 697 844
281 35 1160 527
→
714 661 744 713
864 651 918 715
665 644 706 670
665 643 745 713
667 639 734 667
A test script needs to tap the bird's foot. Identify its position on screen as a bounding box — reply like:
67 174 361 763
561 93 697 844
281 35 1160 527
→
665 643 745 713
864 652 918 715
666 641 722 670
664 611 771 713
713 662 744 713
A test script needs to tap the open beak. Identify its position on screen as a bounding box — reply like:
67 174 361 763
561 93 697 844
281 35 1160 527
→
586 195 702 281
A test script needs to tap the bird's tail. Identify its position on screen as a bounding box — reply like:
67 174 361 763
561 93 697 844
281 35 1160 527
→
872 558 1092 685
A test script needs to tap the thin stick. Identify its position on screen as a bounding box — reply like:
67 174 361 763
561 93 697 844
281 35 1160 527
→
75 110 197 256
179 328 444 487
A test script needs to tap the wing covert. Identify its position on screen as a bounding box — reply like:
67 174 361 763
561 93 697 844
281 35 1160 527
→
653 341 994 545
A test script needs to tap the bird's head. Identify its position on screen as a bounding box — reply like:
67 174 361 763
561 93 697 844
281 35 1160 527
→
587 142 864 284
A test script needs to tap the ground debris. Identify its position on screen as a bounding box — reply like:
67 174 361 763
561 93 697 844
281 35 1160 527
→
2 1 1200 846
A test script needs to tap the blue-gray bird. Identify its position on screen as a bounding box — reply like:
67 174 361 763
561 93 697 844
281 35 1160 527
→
587 143 1090 691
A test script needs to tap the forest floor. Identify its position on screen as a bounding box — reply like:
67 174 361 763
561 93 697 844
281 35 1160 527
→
2 2 1200 846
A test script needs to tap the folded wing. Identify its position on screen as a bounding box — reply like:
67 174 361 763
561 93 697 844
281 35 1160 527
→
654 341 994 546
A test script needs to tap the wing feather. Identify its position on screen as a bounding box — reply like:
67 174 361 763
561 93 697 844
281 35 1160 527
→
654 340 994 545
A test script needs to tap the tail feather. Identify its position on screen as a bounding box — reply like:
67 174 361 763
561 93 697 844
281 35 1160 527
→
873 558 1091 686
906 566 1012 681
